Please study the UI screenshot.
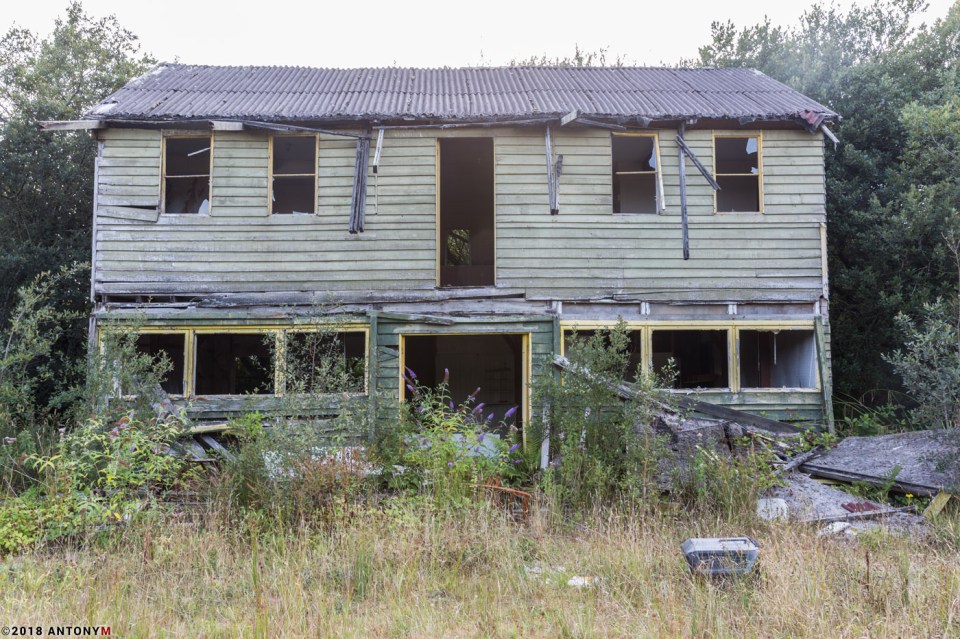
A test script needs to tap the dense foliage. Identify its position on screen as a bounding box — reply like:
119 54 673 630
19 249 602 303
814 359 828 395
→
695 0 960 417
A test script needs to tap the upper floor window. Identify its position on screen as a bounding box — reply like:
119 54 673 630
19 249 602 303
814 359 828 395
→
163 136 211 214
612 133 660 214
271 135 317 214
714 135 761 212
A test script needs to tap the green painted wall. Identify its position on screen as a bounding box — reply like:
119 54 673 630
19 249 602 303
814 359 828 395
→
94 126 826 303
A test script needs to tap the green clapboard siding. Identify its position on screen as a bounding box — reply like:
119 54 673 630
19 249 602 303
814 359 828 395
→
95 127 826 303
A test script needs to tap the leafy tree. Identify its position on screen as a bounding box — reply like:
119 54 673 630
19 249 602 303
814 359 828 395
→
695 0 960 411
0 2 154 415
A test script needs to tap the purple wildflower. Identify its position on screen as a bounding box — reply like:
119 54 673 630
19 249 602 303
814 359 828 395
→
406 383 416 393
404 366 417 380
485 412 494 422
512 459 522 465
447 461 454 467
449 401 455 410
509 443 520 453
504 406 518 420
443 368 450 384
471 402 486 416
477 432 486 444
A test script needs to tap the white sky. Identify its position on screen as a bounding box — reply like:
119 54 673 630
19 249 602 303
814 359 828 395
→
4 0 957 68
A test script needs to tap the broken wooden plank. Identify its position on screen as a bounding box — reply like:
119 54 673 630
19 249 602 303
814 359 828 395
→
923 491 954 518
199 434 237 463
38 119 104 131
799 505 913 525
674 134 722 191
776 446 822 475
553 355 801 434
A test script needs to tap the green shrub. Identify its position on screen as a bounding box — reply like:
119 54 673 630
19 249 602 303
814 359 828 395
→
371 368 527 508
533 321 673 511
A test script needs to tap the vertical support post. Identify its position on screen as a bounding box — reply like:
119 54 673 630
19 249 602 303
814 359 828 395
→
367 311 379 442
814 316 835 433
678 123 690 260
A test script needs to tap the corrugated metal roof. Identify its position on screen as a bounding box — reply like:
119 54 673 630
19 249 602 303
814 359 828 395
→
86 64 837 123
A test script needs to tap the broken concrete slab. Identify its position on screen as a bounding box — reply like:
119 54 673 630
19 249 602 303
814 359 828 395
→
801 430 959 497
772 473 889 521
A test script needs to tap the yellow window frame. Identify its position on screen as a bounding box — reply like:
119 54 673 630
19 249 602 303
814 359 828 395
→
611 131 664 214
712 131 763 214
130 323 369 398
160 132 213 215
559 319 820 393
268 133 319 215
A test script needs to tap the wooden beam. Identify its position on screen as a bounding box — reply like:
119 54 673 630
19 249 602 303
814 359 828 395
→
678 123 690 261
675 134 721 191
560 110 581 126
552 355 801 434
38 119 104 131
211 120 245 131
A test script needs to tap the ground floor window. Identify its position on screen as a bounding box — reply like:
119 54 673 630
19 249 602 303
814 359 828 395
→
739 329 817 389
128 325 368 397
652 329 729 389
195 333 273 395
134 333 186 395
560 322 819 393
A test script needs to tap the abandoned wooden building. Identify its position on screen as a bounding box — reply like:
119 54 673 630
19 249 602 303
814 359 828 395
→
43 64 839 429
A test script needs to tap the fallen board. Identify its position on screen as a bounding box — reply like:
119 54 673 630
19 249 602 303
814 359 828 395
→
801 430 959 497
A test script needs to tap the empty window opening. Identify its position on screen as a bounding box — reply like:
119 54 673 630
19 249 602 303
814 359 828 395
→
404 334 523 429
740 330 817 389
272 135 317 214
195 333 273 395
439 138 495 287
715 136 760 212
284 331 366 394
135 333 185 395
563 329 643 382
612 135 658 213
164 137 211 214
652 329 729 389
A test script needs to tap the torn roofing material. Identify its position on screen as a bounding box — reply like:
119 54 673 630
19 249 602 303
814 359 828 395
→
801 430 960 497
85 64 838 125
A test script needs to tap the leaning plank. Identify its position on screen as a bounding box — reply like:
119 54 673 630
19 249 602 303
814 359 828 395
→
553 356 801 434
98 205 160 223
199 434 237 462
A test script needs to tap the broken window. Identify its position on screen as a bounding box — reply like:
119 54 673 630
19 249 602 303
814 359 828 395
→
740 330 817 389
563 328 644 381
284 330 366 394
404 334 523 429
194 333 273 395
134 333 185 395
163 137 211 214
715 136 760 212
271 135 317 214
439 138 495 287
652 329 729 389
612 134 660 213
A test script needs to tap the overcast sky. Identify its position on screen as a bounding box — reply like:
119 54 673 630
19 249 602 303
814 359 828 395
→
5 0 957 68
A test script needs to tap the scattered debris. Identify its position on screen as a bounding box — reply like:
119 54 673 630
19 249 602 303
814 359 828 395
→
681 537 760 576
566 575 598 588
756 498 789 521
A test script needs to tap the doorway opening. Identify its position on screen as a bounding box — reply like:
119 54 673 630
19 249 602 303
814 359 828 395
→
438 138 495 287
403 333 523 429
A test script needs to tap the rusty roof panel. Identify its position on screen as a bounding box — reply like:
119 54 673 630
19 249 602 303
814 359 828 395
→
89 64 837 123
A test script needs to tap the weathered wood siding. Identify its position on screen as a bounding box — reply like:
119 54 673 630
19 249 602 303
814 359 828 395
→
94 127 825 302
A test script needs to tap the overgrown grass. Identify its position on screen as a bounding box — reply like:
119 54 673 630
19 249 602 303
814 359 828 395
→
0 502 957 638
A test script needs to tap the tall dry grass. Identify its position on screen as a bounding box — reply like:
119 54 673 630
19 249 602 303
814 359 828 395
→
0 500 957 638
